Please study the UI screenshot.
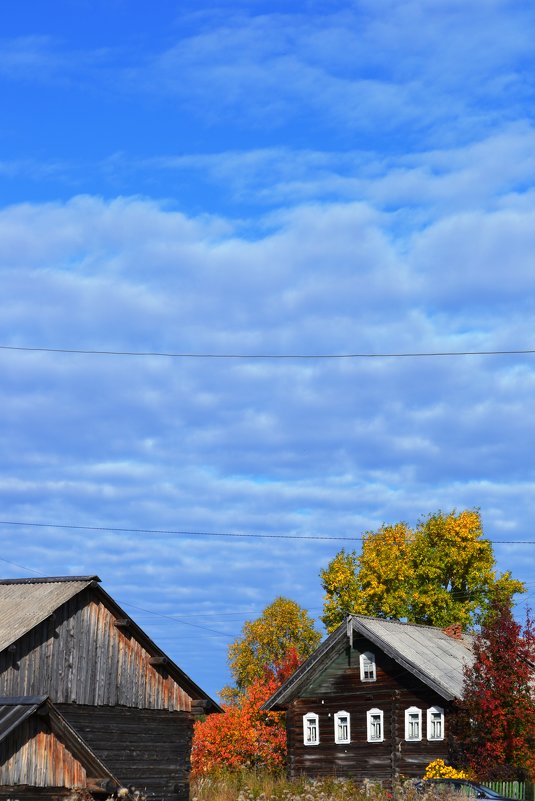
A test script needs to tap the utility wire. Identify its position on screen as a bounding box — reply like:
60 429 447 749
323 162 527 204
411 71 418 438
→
0 556 234 640
0 556 44 575
117 599 236 640
2 344 535 360
1 518 535 544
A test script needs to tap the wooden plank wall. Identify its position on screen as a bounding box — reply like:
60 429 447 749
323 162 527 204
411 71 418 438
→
57 705 193 801
286 636 451 784
0 716 87 788
0 590 191 712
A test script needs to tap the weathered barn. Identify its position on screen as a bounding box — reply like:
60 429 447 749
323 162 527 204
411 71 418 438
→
263 615 474 785
0 576 221 801
0 695 118 801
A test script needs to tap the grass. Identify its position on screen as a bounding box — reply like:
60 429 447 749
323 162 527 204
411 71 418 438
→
190 770 423 801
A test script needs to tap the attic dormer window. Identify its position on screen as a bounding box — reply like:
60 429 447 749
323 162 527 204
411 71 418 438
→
360 651 376 682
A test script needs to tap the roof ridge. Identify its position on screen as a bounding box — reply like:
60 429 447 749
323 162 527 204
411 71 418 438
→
0 576 100 585
350 613 471 635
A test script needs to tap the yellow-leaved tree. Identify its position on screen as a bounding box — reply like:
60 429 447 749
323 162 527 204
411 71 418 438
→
225 596 321 696
320 510 524 632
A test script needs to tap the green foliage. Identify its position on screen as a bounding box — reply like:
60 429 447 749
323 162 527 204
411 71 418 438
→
320 510 525 632
227 596 321 692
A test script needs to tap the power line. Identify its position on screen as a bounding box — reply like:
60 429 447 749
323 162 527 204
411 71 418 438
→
1 518 535 544
0 519 370 541
0 556 44 575
117 599 236 640
2 344 535 360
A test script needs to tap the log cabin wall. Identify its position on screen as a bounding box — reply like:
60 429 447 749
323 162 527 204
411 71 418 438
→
286 636 451 784
0 788 75 801
57 705 193 801
0 589 191 712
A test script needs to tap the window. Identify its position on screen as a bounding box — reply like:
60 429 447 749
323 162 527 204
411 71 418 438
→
405 706 422 741
366 708 384 742
360 651 376 682
303 712 319 746
334 710 351 744
427 706 444 741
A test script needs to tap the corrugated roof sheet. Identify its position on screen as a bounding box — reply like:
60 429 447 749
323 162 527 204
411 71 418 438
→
0 695 47 743
354 616 474 700
0 576 98 653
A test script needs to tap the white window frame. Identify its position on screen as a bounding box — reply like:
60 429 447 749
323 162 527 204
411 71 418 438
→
303 712 319 746
334 710 351 744
405 706 422 741
360 650 376 682
366 707 384 743
427 705 445 741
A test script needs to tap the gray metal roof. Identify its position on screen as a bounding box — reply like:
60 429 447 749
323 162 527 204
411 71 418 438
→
263 615 474 710
353 616 474 700
0 576 98 654
0 696 48 743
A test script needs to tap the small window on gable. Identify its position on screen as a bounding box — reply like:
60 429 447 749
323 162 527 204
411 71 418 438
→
427 706 444 741
360 651 376 682
303 712 319 746
334 710 350 744
405 706 422 741
366 707 384 742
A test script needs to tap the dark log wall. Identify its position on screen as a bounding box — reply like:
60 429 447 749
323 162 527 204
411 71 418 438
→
57 705 193 801
286 636 451 784
0 788 76 801
0 716 87 788
0 590 191 712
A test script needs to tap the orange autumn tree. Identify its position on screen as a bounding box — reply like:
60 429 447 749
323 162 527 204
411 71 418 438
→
191 649 300 775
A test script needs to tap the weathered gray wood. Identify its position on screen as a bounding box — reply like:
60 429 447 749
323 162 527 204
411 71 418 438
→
0 579 220 801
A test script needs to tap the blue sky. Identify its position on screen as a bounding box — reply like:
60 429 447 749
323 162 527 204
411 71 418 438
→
1 0 535 699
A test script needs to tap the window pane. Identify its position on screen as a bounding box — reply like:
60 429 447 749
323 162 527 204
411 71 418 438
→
427 707 444 740
408 712 420 739
370 714 381 740
304 714 319 745
362 653 376 680
431 713 442 739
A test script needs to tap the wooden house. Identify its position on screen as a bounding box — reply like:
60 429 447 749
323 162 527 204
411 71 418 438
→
0 695 119 801
262 615 474 785
0 576 221 801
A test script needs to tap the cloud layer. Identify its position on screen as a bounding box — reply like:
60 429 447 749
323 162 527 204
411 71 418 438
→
1 0 535 696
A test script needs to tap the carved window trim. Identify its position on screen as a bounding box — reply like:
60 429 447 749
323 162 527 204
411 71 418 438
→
405 706 422 741
427 705 445 741
303 712 319 746
367 707 384 742
334 710 351 744
360 651 376 682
